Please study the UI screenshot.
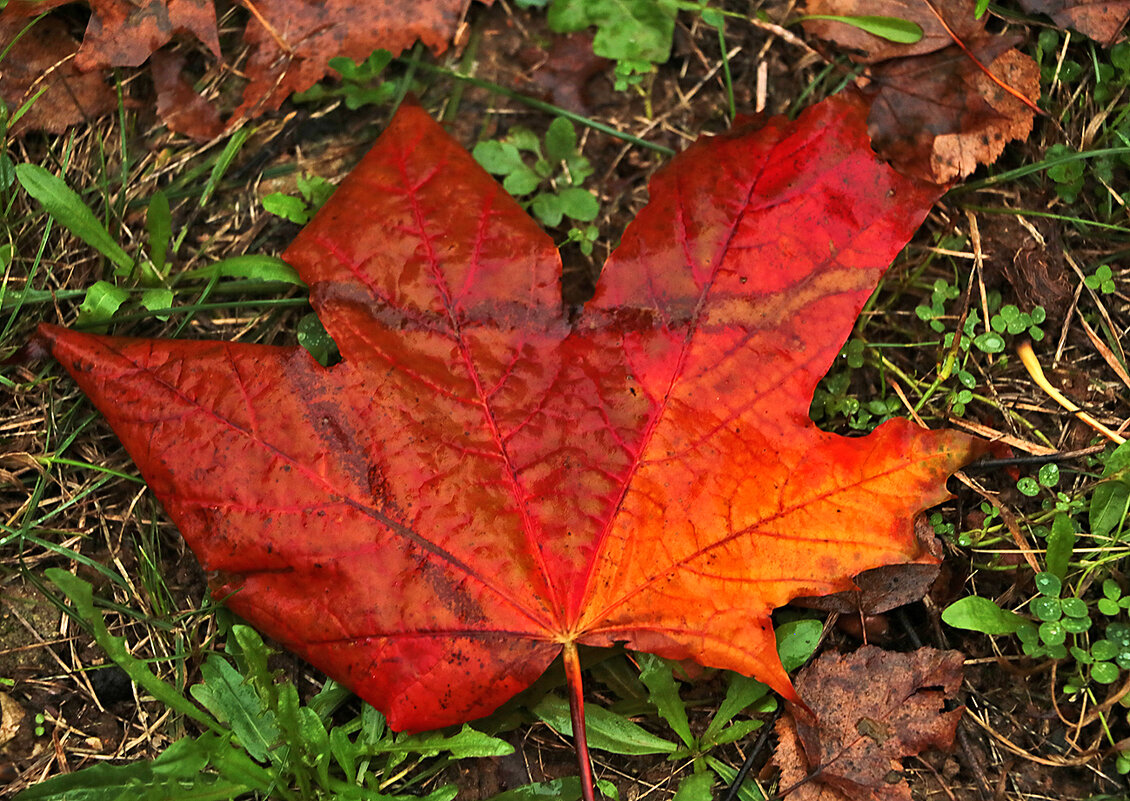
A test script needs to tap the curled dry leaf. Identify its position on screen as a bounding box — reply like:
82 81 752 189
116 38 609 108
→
0 0 487 133
1016 0 1130 45
232 0 489 120
801 0 1040 184
775 646 965 801
865 40 1041 183
39 96 984 735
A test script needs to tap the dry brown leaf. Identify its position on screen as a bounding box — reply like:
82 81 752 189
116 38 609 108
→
5 0 221 69
802 0 982 63
1016 0 1130 45
151 49 224 140
864 40 1040 183
0 693 24 748
793 518 943 615
774 646 964 801
0 16 116 135
232 0 488 120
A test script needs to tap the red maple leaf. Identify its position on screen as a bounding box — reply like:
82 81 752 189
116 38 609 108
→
39 96 982 766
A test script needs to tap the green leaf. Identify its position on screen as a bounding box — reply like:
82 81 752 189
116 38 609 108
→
146 190 171 274
942 596 1032 635
703 673 769 743
76 281 129 328
179 255 304 286
637 653 692 747
189 655 280 762
483 777 619 801
556 187 600 221
1045 512 1075 579
297 312 339 366
381 724 513 759
708 718 763 747
502 166 542 196
296 174 335 210
473 141 526 175
545 117 577 164
776 618 822 671
707 757 765 801
139 288 174 321
548 0 679 63
533 695 676 755
672 771 715 801
16 164 134 276
798 14 923 43
262 192 311 224
531 193 566 227
506 127 543 155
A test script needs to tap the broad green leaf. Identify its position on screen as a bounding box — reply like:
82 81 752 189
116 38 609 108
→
672 770 714 801
473 141 526 175
531 193 565 227
776 618 822 671
139 288 174 320
533 695 676 755
178 255 304 286
1045 512 1075 579
708 718 763 747
380 724 513 758
16 164 134 275
1091 441 1130 538
262 192 311 224
545 117 578 164
702 673 769 743
484 777 619 801
707 757 765 801
76 281 129 327
637 653 692 747
548 0 679 63
557 187 600 221
798 15 923 43
189 654 280 762
298 312 339 365
502 165 542 196
942 596 1032 635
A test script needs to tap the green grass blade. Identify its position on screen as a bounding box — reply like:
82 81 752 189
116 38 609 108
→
798 14 924 43
45 568 222 732
15 164 134 275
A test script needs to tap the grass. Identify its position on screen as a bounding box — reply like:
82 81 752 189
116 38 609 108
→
2 2 1130 799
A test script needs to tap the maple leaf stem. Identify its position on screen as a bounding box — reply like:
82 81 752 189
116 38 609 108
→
563 641 597 801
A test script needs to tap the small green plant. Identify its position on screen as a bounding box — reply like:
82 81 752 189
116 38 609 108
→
262 174 336 225
533 619 822 801
292 51 398 109
1085 263 1117 294
25 570 512 801
473 118 600 236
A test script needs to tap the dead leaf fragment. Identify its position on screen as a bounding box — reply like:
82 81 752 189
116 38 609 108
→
1016 0 1130 44
0 17 116 135
794 517 942 615
4 0 221 69
802 0 982 63
151 50 223 140
775 646 964 801
233 0 489 120
0 693 24 748
865 40 1040 183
